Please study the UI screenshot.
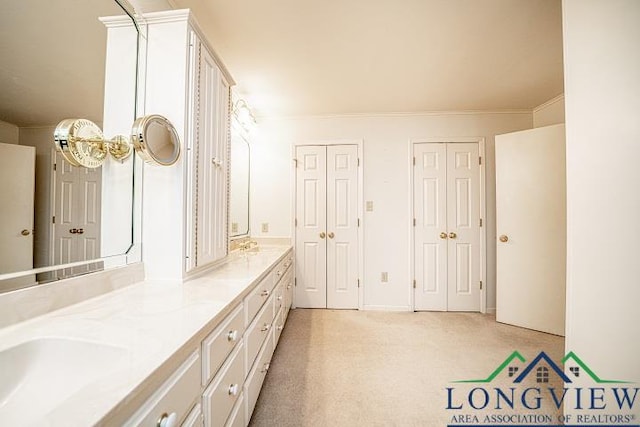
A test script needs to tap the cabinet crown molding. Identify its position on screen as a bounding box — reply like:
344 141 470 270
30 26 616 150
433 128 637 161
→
139 9 235 85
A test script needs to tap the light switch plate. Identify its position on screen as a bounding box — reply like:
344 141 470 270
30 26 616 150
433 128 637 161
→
366 201 374 212
381 272 388 282
261 223 269 233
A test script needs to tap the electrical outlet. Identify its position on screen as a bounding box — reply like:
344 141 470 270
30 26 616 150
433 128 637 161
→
366 201 374 212
381 272 388 282
261 223 269 233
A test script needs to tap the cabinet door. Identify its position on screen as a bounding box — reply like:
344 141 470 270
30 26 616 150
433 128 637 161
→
196 46 229 267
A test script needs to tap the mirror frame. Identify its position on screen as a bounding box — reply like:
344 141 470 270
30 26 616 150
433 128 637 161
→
0 0 142 286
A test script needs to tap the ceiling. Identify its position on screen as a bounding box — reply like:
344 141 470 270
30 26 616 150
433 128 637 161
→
1 0 564 127
0 0 131 128
168 0 564 117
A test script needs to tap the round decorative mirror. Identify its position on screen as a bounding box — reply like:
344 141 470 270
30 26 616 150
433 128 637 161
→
131 114 181 166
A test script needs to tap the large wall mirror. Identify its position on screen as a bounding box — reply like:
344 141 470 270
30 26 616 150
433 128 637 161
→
229 99 253 239
0 0 139 292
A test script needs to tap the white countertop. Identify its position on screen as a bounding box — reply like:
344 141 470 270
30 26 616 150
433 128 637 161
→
0 245 292 426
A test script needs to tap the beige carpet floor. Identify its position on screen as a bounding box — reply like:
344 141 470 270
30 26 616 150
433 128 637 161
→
249 309 564 427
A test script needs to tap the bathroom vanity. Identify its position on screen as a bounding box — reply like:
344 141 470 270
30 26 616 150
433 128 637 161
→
0 3 286 425
0 245 294 426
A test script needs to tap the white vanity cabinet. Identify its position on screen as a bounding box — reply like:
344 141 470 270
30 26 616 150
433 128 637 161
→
140 9 233 282
124 351 202 427
122 249 294 427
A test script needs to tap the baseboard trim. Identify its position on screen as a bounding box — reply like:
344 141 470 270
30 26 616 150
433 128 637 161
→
363 304 412 312
486 307 496 315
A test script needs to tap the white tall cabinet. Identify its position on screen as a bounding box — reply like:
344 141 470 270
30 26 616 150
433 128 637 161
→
140 10 233 281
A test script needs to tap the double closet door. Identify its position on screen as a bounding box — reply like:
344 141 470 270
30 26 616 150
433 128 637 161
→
295 145 359 309
413 142 481 311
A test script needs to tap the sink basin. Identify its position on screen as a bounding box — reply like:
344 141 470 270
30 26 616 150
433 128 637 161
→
0 337 128 424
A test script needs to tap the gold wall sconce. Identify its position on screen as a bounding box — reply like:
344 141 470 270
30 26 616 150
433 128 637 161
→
54 115 181 168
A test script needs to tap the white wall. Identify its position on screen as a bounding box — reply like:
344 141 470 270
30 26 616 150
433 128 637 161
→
0 120 19 145
563 0 640 410
251 112 532 310
533 94 565 127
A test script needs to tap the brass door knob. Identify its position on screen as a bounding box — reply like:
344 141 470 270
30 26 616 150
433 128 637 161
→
499 235 509 242
448 232 457 239
439 232 448 239
21 229 31 236
328 232 335 239
69 228 77 234
319 232 326 239
77 228 84 235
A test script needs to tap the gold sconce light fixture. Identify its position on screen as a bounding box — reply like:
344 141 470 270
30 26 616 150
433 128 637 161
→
54 115 181 168
54 118 131 168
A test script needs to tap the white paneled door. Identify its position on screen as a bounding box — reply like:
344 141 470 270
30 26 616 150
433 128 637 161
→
495 125 566 336
53 152 102 278
295 145 359 309
414 143 481 311
0 143 35 290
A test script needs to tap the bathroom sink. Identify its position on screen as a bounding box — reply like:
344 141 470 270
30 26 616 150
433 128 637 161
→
0 337 128 424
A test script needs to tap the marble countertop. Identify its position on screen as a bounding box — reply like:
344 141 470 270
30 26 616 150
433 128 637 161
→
0 245 292 426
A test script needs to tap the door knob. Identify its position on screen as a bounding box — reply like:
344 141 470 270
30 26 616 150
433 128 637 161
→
21 229 31 236
77 228 84 234
448 232 457 239
319 232 326 239
69 228 77 234
327 232 335 239
439 232 448 239
499 235 509 242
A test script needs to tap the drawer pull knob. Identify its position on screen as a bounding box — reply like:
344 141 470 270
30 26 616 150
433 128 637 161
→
287 284 291 289
277 325 283 331
228 383 239 396
260 289 270 297
277 270 282 276
157 412 177 427
261 362 270 373
261 323 270 332
277 296 283 301
227 330 238 342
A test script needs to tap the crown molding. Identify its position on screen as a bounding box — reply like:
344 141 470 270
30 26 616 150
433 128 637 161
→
258 109 532 121
533 94 565 113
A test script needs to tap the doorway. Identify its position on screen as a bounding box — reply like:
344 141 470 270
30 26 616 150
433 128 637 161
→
294 142 363 309
411 140 486 312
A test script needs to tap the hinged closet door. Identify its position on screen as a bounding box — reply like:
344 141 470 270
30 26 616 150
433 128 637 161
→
326 145 359 309
295 146 327 308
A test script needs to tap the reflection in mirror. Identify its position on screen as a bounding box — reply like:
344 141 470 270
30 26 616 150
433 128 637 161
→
229 98 254 238
229 131 250 238
0 0 138 292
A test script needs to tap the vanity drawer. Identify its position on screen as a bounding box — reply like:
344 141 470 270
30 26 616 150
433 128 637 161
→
245 296 275 376
274 281 285 313
202 342 245 427
182 403 204 427
202 304 244 385
273 304 285 348
224 392 245 427
245 336 274 420
124 351 201 427
244 273 273 326
273 254 293 287
284 270 294 312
